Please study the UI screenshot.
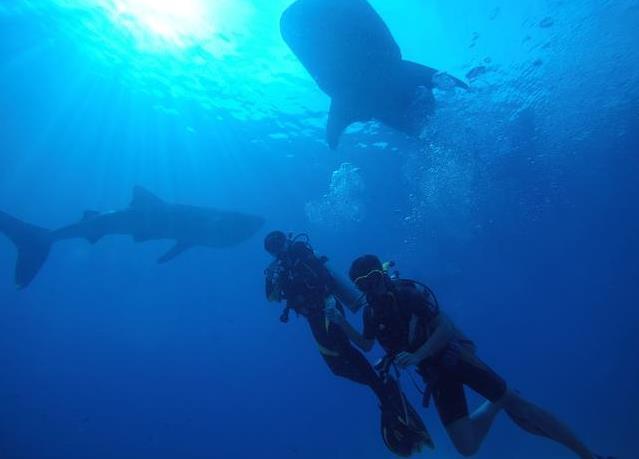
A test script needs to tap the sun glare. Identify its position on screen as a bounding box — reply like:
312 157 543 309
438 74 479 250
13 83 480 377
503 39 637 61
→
100 0 241 50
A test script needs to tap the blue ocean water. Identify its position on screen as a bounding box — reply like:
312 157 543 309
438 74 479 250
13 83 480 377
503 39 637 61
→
0 0 637 458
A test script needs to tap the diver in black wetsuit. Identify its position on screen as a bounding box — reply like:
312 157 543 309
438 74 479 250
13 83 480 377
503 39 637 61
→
330 254 609 459
264 231 382 392
264 231 432 456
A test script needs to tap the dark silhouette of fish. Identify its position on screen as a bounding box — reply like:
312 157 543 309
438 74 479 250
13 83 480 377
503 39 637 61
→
0 186 265 289
280 0 468 149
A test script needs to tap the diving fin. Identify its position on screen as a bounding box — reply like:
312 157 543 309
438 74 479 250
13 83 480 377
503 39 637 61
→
379 376 434 456
157 242 192 264
0 211 52 289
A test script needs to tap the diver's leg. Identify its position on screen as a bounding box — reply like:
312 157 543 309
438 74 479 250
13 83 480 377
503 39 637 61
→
436 384 481 456
319 348 372 384
444 400 504 457
437 344 598 459
431 375 482 457
447 397 508 456
439 350 510 456
503 391 595 459
308 314 386 401
320 344 388 402
466 398 504 444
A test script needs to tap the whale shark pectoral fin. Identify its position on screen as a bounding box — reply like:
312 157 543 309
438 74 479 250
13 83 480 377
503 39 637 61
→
400 60 469 91
131 186 166 210
447 74 469 90
400 60 439 89
157 242 192 264
327 99 362 149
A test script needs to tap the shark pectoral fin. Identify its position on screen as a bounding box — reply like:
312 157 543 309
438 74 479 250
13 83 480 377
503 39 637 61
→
327 99 360 149
131 186 166 210
157 242 192 264
448 74 469 90
402 60 469 91
400 60 439 89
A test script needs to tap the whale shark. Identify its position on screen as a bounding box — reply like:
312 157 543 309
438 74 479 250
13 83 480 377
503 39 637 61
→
0 186 265 289
280 0 468 149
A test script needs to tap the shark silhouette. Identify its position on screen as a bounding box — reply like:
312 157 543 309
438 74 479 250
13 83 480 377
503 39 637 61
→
280 0 468 149
0 186 265 289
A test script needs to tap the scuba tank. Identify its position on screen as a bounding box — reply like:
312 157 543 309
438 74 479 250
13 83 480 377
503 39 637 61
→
266 233 355 323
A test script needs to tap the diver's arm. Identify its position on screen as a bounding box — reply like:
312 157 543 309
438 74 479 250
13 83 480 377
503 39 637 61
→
396 313 456 368
339 318 375 352
325 305 374 352
412 313 456 362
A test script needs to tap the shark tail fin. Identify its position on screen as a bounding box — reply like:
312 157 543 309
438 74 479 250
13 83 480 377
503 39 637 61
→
0 211 52 289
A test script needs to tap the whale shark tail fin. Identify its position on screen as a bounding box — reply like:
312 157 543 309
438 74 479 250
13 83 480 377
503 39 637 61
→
0 211 52 289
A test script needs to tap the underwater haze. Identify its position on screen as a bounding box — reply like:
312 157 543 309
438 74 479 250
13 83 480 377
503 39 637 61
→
1 0 638 458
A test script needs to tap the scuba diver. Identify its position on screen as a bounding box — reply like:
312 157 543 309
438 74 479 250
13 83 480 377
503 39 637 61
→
263 231 433 457
326 254 608 459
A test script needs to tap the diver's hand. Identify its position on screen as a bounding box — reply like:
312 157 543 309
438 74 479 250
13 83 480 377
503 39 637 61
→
395 352 420 369
324 295 337 309
325 304 345 327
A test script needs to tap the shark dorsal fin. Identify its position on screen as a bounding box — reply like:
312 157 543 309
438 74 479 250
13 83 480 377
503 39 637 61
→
131 186 165 209
157 242 192 264
82 210 100 221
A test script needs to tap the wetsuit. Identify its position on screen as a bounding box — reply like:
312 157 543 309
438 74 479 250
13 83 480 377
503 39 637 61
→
267 241 387 402
363 279 508 425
